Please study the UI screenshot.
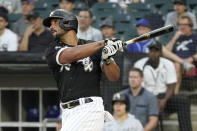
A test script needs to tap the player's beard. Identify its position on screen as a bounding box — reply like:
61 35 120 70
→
55 31 65 39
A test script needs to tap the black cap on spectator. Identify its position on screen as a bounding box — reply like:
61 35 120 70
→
59 0 75 3
0 6 8 14
0 12 8 22
148 40 162 51
173 0 186 5
100 17 114 28
26 11 40 20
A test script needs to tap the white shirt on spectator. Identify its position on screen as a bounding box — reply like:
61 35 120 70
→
103 114 144 131
134 57 177 95
0 0 22 13
0 28 18 51
77 26 103 41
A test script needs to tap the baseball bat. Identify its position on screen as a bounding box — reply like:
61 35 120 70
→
124 25 174 45
103 25 174 53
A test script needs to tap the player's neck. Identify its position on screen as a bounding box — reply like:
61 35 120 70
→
114 113 128 122
61 30 78 46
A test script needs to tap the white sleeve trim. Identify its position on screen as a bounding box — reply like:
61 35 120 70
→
56 47 70 65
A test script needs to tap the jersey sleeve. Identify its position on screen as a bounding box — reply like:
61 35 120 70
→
45 43 69 69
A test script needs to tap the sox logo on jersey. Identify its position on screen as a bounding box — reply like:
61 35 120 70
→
60 56 93 72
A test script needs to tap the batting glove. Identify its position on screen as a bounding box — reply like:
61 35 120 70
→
182 61 195 73
102 45 117 60
105 38 124 51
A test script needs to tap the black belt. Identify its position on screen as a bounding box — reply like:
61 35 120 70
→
61 97 93 109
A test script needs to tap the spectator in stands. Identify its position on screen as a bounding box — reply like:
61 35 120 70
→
0 12 18 51
165 0 197 29
127 18 152 53
59 0 75 12
100 17 116 39
77 9 103 41
19 11 54 52
120 68 159 131
126 18 194 77
103 93 144 131
166 14 197 93
0 0 22 13
134 41 193 131
13 0 35 41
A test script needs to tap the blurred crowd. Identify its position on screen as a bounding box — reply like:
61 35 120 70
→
0 0 197 131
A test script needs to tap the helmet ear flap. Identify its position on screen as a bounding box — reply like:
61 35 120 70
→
59 18 78 33
59 18 69 31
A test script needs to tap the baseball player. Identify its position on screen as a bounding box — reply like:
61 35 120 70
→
43 9 123 131
103 93 143 131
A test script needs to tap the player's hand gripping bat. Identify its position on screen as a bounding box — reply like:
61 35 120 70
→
103 25 174 53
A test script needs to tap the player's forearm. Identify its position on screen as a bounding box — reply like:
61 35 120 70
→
103 60 120 82
144 116 158 131
18 34 29 51
162 47 183 63
59 40 105 64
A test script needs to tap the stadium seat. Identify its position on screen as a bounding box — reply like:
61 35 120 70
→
126 3 150 14
33 0 51 19
160 3 174 18
120 26 138 42
145 0 172 9
8 13 22 23
91 2 122 21
46 0 59 9
72 2 88 15
187 0 197 10
158 31 175 45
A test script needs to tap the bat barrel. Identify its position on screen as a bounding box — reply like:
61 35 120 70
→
125 25 174 45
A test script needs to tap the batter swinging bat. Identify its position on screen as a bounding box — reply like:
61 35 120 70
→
103 25 174 53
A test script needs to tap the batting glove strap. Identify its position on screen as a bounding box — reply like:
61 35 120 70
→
102 45 117 60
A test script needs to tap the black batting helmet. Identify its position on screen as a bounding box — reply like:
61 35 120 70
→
43 9 78 33
112 93 130 112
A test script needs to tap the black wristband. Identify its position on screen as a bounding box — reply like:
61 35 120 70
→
103 59 111 65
